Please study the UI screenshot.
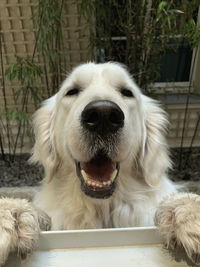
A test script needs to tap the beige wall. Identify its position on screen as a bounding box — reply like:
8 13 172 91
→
166 104 200 147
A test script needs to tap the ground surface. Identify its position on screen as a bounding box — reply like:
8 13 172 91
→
0 148 199 187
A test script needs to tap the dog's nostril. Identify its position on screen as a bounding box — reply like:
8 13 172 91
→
109 111 124 126
85 110 99 125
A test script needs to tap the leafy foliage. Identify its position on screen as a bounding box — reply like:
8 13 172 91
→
33 0 65 96
80 0 200 91
5 57 42 107
0 0 64 161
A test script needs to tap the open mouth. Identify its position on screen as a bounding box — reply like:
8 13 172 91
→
76 152 119 199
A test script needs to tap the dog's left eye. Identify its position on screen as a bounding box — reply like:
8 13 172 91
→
66 88 80 96
120 88 134 98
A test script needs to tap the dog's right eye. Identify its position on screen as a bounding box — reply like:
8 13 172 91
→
120 88 134 98
66 88 80 96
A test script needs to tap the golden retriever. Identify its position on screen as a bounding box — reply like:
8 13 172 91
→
31 62 177 229
0 62 200 265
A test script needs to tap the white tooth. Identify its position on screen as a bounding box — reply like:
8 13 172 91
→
103 182 107 186
107 180 111 186
81 170 89 181
92 182 96 187
87 180 91 185
110 169 117 182
99 184 103 188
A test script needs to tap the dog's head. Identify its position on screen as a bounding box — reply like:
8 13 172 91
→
31 62 170 199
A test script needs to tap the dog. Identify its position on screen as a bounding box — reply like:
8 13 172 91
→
31 62 177 229
0 62 200 265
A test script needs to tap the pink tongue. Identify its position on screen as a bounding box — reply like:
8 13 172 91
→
80 155 116 182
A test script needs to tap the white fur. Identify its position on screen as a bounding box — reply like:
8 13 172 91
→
31 62 177 230
155 192 200 264
0 198 50 266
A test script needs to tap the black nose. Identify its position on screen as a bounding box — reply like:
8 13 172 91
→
81 100 124 135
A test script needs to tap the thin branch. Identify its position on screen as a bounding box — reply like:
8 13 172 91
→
0 29 12 159
0 133 6 162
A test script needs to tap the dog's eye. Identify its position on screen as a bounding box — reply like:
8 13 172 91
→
66 88 80 96
120 88 134 98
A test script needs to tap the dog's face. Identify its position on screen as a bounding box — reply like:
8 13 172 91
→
54 63 144 198
32 63 170 199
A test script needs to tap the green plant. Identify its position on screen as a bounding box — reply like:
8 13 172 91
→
33 0 65 96
80 0 200 92
0 0 65 162
5 57 42 108
80 0 200 169
3 57 42 161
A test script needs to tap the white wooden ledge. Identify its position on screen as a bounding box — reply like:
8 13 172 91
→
4 227 190 267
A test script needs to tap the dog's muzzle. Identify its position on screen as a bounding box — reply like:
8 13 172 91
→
76 100 124 199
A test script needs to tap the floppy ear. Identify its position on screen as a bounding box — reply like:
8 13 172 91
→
30 95 60 182
141 96 171 187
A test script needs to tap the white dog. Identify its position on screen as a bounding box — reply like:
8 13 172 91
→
31 62 177 229
0 62 200 265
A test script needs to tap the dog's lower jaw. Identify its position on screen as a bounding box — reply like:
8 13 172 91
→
80 181 117 199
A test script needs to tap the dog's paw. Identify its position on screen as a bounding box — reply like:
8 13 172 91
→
0 205 16 266
0 198 51 266
155 193 200 264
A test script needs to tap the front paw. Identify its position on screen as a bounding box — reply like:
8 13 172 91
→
155 193 200 264
0 198 51 265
